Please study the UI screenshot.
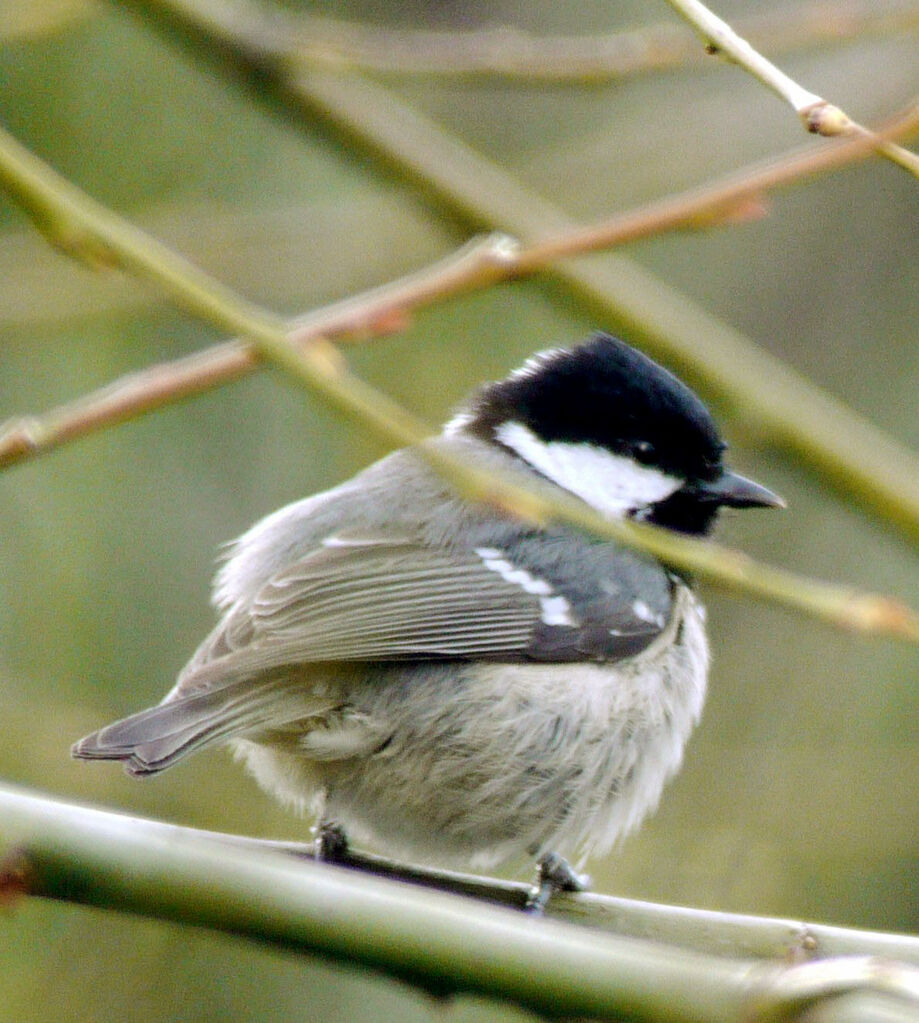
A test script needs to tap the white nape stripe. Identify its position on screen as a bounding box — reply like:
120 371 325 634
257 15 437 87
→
474 547 577 628
443 348 567 436
495 421 681 518
442 410 472 435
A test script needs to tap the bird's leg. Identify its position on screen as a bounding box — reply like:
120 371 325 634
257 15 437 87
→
313 819 350 863
525 852 589 914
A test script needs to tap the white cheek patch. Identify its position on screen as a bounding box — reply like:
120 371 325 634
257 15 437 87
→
496 421 682 518
475 547 577 627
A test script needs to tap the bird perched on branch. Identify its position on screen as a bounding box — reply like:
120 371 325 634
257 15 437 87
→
74 333 781 908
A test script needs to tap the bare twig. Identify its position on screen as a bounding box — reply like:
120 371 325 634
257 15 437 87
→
99 0 919 543
276 1 919 83
77 0 919 82
2 102 917 468
0 123 916 638
0 234 518 464
663 0 919 178
518 101 919 267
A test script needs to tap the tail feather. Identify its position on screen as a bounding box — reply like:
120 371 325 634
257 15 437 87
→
72 679 328 777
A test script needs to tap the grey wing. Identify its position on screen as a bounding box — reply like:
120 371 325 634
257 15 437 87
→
178 531 674 688
188 536 539 674
74 531 674 775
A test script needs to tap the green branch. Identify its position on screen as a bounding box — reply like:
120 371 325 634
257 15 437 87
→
0 122 915 639
3 786 919 1022
4 104 917 471
109 0 919 543
152 827 919 967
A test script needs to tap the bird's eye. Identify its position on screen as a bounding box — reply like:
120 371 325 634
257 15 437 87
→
633 440 655 461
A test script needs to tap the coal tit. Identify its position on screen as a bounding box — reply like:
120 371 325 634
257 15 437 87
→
74 334 781 890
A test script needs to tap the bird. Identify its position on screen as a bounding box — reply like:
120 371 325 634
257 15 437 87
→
73 333 781 907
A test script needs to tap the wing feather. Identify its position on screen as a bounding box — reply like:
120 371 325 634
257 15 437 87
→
175 530 673 695
249 540 537 660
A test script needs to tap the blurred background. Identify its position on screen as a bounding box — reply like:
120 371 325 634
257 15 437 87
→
0 1 917 1020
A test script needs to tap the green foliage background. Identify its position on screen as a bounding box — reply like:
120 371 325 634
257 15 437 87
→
0 1 916 1020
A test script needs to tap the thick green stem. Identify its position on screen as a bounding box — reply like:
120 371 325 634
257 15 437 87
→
0 786 755 1022
4 786 919 1022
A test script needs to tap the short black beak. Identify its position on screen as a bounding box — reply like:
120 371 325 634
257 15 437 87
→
692 470 785 509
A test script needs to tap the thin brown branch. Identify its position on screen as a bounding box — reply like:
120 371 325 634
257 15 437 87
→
99 0 919 543
1 123 917 638
3 102 916 470
0 234 516 464
520 101 919 267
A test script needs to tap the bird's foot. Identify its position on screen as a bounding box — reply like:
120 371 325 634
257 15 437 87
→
525 852 589 914
313 820 349 863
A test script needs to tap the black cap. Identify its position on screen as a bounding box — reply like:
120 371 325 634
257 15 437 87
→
465 333 726 483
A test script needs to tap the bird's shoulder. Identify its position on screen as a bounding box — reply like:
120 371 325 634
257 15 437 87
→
176 441 678 687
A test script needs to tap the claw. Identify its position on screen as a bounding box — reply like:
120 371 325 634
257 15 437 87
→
525 852 589 914
314 820 349 863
